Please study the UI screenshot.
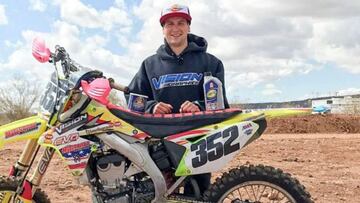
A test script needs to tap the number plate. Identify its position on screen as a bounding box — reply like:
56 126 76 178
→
184 121 259 175
39 72 68 115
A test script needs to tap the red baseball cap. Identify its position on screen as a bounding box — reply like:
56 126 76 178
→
160 4 192 26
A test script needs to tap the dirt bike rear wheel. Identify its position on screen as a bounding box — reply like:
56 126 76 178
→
203 165 313 203
0 176 50 203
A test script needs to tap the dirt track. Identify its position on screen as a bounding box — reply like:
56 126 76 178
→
0 114 360 202
1 133 359 202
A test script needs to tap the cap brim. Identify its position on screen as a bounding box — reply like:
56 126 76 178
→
160 13 192 25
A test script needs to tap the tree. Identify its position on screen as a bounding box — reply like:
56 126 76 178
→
0 75 41 122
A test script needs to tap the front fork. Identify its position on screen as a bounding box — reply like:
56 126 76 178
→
9 139 39 178
9 139 55 202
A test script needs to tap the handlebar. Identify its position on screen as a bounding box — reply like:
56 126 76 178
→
51 45 129 94
109 78 130 94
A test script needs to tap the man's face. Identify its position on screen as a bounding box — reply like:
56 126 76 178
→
162 17 190 48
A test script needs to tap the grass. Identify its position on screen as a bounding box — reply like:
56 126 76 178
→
259 108 311 119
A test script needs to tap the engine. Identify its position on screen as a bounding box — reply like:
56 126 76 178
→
80 140 184 203
94 152 129 202
89 151 155 203
96 153 127 190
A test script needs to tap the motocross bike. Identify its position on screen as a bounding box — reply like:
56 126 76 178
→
0 38 313 203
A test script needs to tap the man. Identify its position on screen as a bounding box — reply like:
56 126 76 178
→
126 3 229 196
127 4 229 114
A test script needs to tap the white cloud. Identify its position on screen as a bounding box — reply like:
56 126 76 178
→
310 19 360 74
129 0 321 93
1 0 360 103
55 0 132 32
0 20 136 88
338 88 360 96
0 4 8 25
29 0 47 12
4 40 23 49
261 84 282 96
75 0 360 99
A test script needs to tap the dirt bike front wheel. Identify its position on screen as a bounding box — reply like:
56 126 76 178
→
0 176 50 203
203 165 313 203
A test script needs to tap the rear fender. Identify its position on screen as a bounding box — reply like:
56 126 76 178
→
170 112 267 176
0 115 48 149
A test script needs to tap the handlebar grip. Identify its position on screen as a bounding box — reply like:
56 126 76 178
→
109 78 130 94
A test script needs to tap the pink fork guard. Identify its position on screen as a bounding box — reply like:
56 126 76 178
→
32 37 51 63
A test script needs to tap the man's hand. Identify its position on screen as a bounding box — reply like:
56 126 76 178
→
153 102 173 114
180 101 200 113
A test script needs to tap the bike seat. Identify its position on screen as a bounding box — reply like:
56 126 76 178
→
107 104 242 138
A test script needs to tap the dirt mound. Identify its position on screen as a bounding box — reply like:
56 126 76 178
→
265 114 360 134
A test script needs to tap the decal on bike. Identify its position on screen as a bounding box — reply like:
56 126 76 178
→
64 147 91 162
178 121 260 175
60 141 90 154
44 133 53 144
39 72 69 114
85 123 113 134
38 148 55 175
81 113 106 128
242 123 253 136
60 141 91 163
39 130 95 175
53 133 79 146
55 114 88 134
190 125 239 168
5 122 41 139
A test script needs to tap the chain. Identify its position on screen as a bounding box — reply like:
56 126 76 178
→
167 195 213 203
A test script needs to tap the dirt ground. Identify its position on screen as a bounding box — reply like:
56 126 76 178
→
0 114 360 202
265 114 360 134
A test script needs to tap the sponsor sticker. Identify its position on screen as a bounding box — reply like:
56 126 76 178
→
244 128 253 136
55 114 88 134
5 122 41 139
242 123 253 136
84 121 121 134
64 147 91 162
242 123 252 130
53 133 79 146
60 141 90 154
85 124 112 134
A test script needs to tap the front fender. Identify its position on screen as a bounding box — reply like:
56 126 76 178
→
0 115 48 149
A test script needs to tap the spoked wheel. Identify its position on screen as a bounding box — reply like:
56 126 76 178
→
219 181 296 203
203 165 313 203
0 176 50 203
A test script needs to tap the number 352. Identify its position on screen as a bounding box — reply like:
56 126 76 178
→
190 125 240 168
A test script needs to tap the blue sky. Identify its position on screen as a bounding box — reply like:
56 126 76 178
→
1 0 360 103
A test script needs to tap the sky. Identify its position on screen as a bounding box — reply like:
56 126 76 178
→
0 0 360 103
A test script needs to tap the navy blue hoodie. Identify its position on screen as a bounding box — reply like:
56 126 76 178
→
126 33 229 113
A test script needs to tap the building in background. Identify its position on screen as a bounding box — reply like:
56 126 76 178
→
312 94 360 114
233 94 360 114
